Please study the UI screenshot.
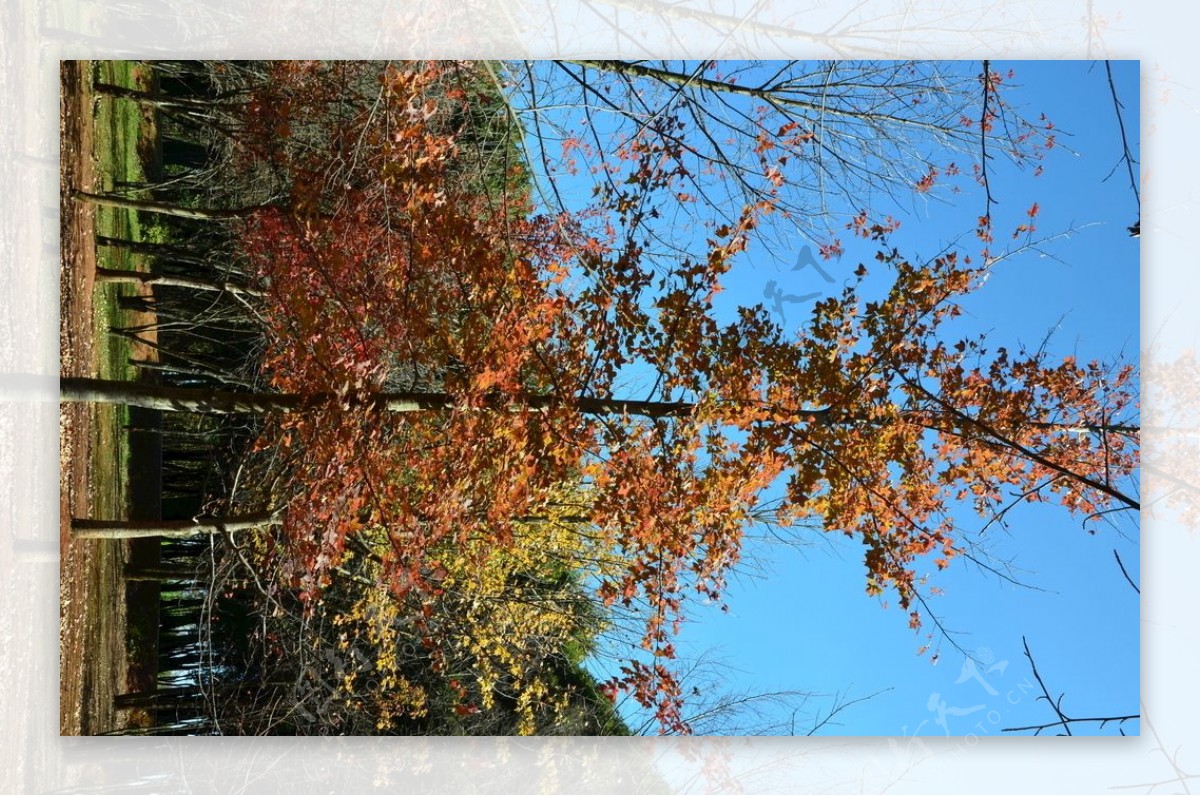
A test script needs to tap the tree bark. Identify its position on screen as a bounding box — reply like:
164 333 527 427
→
123 564 203 582
72 510 283 539
59 376 701 419
59 377 1139 446
95 266 262 296
73 190 257 221
96 235 213 266
93 82 235 112
114 686 208 710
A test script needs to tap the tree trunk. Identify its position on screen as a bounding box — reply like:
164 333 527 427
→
114 686 208 710
99 719 212 736
62 377 314 414
96 235 213 266
59 376 701 419
72 510 283 539
94 82 234 112
123 564 203 582
127 358 256 391
73 190 256 221
58 377 1141 439
95 266 262 296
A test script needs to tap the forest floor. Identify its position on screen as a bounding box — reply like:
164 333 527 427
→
58 59 139 739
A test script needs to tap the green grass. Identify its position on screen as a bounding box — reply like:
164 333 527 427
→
88 59 168 679
88 60 156 519
89 57 141 627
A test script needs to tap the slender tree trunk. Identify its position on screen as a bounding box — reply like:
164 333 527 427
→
100 719 212 736
60 377 1136 438
96 235 213 266
127 358 256 391
72 190 257 221
93 82 235 112
114 686 208 710
95 266 263 296
93 83 241 138
123 564 203 582
59 376 700 418
72 510 283 539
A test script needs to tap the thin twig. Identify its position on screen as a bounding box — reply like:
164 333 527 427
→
1104 61 1141 218
1019 635 1072 735
1002 636 1139 735
804 688 892 735
1113 548 1140 594
978 60 997 221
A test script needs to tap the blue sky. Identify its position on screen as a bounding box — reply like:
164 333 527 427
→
513 60 1140 736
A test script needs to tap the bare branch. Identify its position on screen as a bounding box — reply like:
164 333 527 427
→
1002 636 1138 735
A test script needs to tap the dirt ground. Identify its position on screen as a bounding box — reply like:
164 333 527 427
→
59 58 130 737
